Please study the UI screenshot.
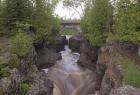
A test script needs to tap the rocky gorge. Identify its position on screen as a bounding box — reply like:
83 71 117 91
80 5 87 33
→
0 35 140 95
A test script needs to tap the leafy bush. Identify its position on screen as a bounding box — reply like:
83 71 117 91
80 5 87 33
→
0 58 10 78
0 67 10 78
112 1 140 44
10 32 32 57
10 54 20 68
19 83 30 95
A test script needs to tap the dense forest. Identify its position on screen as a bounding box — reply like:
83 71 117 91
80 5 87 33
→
0 0 60 44
80 0 140 46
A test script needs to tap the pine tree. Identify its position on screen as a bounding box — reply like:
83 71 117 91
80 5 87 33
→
0 0 2 29
4 0 33 32
33 0 53 44
114 0 140 43
81 0 113 46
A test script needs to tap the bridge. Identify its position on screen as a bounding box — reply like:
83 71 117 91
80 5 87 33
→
61 20 81 32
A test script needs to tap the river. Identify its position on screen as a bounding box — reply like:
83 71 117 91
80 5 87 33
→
44 36 96 95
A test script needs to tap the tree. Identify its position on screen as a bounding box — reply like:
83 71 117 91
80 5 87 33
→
4 0 33 32
63 0 91 18
0 0 2 29
113 0 140 44
81 0 113 46
33 0 60 44
0 0 4 30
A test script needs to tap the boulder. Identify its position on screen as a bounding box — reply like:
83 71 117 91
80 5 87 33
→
110 85 140 95
78 53 96 71
77 41 98 71
27 70 54 95
0 68 23 95
46 36 68 52
69 35 83 53
99 65 123 95
36 48 62 69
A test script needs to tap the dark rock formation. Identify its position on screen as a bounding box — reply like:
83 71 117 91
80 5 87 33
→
36 48 61 69
99 65 123 95
69 35 83 53
77 41 129 95
77 41 98 71
46 36 68 52
34 36 68 69
95 42 140 95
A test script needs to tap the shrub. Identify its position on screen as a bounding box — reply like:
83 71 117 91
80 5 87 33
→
0 58 10 78
10 32 32 57
0 67 10 78
10 54 20 68
19 83 30 95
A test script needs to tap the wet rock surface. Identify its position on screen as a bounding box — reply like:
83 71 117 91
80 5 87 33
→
69 35 83 53
46 36 68 52
36 48 62 69
77 40 98 71
35 36 68 69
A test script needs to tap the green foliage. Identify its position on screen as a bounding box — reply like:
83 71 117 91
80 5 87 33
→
112 0 140 44
19 83 30 95
0 0 2 29
33 0 60 44
122 61 140 88
10 54 20 68
0 0 60 44
51 17 61 36
33 1 51 43
0 0 5 31
10 32 32 57
3 0 33 32
81 0 113 46
0 58 10 78
61 29 78 35
0 66 10 78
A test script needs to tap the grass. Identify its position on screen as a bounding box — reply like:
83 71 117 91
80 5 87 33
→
121 58 140 88
110 51 140 88
61 29 78 35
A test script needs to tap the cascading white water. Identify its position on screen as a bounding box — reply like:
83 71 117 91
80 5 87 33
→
44 35 96 95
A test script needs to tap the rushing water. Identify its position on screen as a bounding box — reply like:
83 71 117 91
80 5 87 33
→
44 36 96 95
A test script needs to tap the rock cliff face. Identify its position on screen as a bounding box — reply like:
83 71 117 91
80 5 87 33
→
35 36 68 70
36 48 61 69
76 35 139 95
46 36 68 52
0 47 53 95
69 35 84 53
78 40 98 71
